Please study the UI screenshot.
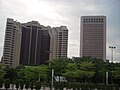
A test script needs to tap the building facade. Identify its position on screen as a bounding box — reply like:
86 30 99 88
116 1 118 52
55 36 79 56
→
20 21 50 65
49 26 68 60
80 16 106 61
2 18 21 67
2 18 68 67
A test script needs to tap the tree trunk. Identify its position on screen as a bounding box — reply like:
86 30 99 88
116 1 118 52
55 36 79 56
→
43 85 45 90
39 76 40 81
12 84 14 90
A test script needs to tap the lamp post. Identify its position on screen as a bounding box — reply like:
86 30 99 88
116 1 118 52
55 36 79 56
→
109 46 116 63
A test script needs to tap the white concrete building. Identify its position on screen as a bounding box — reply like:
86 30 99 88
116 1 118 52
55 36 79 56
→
49 26 68 60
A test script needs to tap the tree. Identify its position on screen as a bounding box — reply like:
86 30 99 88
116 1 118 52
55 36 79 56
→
4 67 17 83
3 66 17 90
17 65 48 90
63 63 79 82
35 65 48 82
0 78 4 88
4 79 10 90
15 79 20 90
112 64 120 85
25 82 30 90
78 61 95 83
0 64 6 88
0 69 5 88
35 81 41 90
19 79 24 90
17 66 37 82
32 65 48 90
49 57 70 85
0 64 6 69
74 57 106 83
0 70 5 79
30 81 34 90
49 58 69 76
15 64 25 71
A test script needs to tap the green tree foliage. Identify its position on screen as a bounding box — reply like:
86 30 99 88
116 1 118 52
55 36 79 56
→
62 58 95 83
79 61 95 78
63 63 79 82
30 82 34 90
16 64 48 85
77 57 107 83
0 78 4 88
19 79 24 90
0 69 5 80
0 64 6 88
35 65 48 82
0 64 6 79
112 64 120 79
1 56 120 89
112 63 120 85
76 61 95 83
15 79 20 90
15 64 25 70
35 81 41 90
49 57 69 76
4 67 17 85
17 66 37 82
4 79 10 90
25 82 30 90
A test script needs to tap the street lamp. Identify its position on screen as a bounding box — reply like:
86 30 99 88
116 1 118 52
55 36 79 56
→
109 46 116 63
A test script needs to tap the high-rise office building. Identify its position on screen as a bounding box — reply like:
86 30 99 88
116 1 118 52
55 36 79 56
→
80 16 106 61
2 18 68 67
49 26 68 60
20 21 51 65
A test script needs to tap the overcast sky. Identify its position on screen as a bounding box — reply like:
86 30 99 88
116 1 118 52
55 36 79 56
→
0 0 120 62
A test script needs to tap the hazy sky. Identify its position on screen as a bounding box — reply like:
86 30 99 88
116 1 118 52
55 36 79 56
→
0 0 120 62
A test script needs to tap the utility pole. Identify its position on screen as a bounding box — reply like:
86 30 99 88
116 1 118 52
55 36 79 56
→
51 69 54 90
106 71 108 85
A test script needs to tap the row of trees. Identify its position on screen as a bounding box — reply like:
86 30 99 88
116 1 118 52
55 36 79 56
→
0 56 120 89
